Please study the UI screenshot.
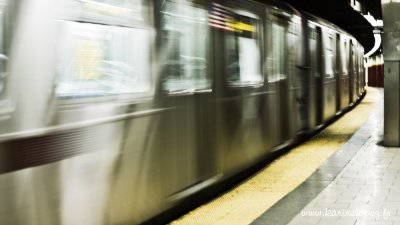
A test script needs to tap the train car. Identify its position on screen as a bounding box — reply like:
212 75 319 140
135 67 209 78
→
0 0 365 224
304 13 365 125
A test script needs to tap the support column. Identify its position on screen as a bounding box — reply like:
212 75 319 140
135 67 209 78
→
382 1 400 146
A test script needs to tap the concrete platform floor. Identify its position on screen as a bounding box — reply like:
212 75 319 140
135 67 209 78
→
171 88 385 225
285 91 398 225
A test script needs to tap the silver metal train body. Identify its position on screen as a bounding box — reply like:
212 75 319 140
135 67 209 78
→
0 0 365 224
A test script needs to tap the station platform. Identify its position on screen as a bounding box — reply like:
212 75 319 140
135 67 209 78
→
170 87 399 225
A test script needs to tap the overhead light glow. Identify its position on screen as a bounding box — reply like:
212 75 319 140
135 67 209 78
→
364 13 377 27
351 0 361 12
362 13 382 58
364 33 381 58
376 19 383 27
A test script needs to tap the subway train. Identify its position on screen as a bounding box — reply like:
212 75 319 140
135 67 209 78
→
0 0 365 224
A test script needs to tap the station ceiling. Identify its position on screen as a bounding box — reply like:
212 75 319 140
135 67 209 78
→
281 0 382 55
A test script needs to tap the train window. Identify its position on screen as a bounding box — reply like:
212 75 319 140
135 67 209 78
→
309 26 320 78
340 39 349 75
56 21 151 97
315 28 322 78
324 34 335 78
0 11 5 97
0 0 14 101
351 43 356 72
269 22 286 82
224 14 262 86
67 0 147 25
161 1 211 92
359 49 364 72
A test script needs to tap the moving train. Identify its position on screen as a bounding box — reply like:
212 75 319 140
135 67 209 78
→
0 0 365 224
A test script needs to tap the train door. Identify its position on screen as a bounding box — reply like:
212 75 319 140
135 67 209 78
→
358 45 364 95
158 0 218 203
316 27 323 125
349 40 357 103
358 45 363 95
336 33 341 111
362 47 366 93
213 0 266 174
321 29 337 120
268 13 291 144
310 25 323 126
338 35 350 110
354 42 359 99
307 24 316 129
361 48 365 92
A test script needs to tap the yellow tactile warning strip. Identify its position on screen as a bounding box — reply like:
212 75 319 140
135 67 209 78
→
171 87 381 225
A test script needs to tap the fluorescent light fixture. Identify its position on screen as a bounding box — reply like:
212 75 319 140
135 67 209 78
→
364 13 377 27
362 13 382 58
376 19 383 27
351 0 361 11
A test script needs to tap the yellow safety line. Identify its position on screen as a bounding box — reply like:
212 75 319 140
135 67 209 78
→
171 87 380 225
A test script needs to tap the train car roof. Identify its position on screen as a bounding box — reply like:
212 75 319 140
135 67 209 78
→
254 0 301 16
303 11 354 39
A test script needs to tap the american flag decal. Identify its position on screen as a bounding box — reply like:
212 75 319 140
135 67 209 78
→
209 2 256 33
209 2 235 31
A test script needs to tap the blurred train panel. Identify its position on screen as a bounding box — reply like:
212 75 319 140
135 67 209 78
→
0 0 365 224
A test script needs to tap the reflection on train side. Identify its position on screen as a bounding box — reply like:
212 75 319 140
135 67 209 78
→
0 0 365 224
56 21 151 97
161 0 211 92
